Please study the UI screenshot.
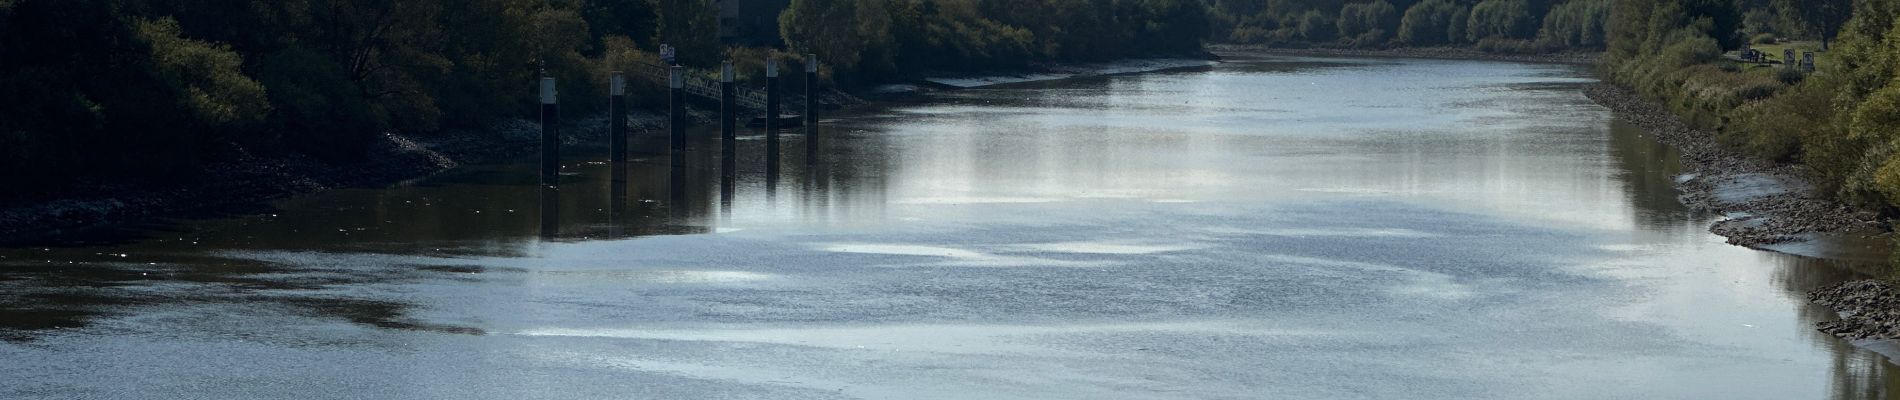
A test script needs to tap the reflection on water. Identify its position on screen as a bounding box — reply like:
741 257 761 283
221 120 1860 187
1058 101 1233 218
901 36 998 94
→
2 52 1897 398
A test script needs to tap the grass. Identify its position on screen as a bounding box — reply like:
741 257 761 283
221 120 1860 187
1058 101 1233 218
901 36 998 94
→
1747 41 1827 66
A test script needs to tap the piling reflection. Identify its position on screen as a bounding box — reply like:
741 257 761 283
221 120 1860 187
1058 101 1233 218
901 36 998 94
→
608 161 627 239
539 186 560 239
720 144 736 221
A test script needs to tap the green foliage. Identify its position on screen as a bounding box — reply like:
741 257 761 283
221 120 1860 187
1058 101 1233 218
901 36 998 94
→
781 0 896 78
1539 0 1609 48
1 0 1214 195
1466 0 1535 42
1337 0 1398 46
1397 0 1465 46
1603 0 1900 215
780 0 1208 82
655 0 719 66
1211 0 1610 52
1772 0 1850 48
134 18 269 135
1298 10 1334 42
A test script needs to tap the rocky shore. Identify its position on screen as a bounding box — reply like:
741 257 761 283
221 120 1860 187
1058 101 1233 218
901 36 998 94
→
1812 280 1900 340
1211 44 1601 65
1585 83 1900 344
1581 84 1885 248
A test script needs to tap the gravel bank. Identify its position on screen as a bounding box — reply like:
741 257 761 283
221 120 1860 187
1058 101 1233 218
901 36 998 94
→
1582 83 1885 248
1585 82 1900 344
1813 280 1900 341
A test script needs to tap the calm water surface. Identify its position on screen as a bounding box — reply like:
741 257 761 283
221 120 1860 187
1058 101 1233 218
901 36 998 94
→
3 52 1897 399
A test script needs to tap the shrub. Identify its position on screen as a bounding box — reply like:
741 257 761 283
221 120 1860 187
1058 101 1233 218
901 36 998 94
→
1774 66 1806 85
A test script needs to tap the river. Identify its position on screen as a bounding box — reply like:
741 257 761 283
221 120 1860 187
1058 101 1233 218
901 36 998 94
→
2 51 1896 399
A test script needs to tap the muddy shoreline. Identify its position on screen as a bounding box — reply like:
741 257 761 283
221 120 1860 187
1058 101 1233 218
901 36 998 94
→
1210 44 1601 65
0 111 681 245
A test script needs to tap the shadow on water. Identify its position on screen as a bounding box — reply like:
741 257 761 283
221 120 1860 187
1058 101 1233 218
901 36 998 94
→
0 118 892 342
3 54 1896 398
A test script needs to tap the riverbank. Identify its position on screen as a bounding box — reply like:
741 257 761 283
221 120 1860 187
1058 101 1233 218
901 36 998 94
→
1582 84 1887 249
1209 44 1601 65
0 52 1207 245
922 57 1221 88
0 111 681 245
1585 82 1900 346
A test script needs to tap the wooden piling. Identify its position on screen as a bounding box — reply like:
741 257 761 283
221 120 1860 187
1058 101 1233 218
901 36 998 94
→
540 77 559 186
765 62 782 203
669 66 686 154
766 60 781 159
610 72 627 165
805 54 818 161
720 61 737 218
721 62 737 162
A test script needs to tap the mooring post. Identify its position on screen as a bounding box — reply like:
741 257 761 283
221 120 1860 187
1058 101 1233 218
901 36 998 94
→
721 62 737 162
805 54 819 161
540 77 559 186
766 59 781 158
765 61 782 204
669 66 686 154
610 72 627 165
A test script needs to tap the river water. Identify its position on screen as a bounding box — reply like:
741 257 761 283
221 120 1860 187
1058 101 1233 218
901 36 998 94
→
4 52 1897 399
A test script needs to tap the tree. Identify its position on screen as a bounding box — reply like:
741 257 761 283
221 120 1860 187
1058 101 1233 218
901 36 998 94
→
135 18 270 137
781 0 896 77
1397 0 1464 45
1773 0 1850 49
1297 10 1333 41
1466 0 1534 42
655 0 718 66
1539 0 1608 48
1338 0 1398 45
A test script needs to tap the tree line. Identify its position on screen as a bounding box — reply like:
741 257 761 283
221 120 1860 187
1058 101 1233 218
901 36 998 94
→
0 0 1209 196
0 0 1882 210
1209 0 1613 52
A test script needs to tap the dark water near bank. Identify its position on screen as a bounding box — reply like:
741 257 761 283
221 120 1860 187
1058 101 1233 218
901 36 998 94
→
4 52 1897 399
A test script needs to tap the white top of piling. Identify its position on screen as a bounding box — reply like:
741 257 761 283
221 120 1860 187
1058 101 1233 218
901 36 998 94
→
610 72 626 96
539 78 556 105
722 62 734 83
767 60 779 78
806 54 817 73
669 67 684 89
